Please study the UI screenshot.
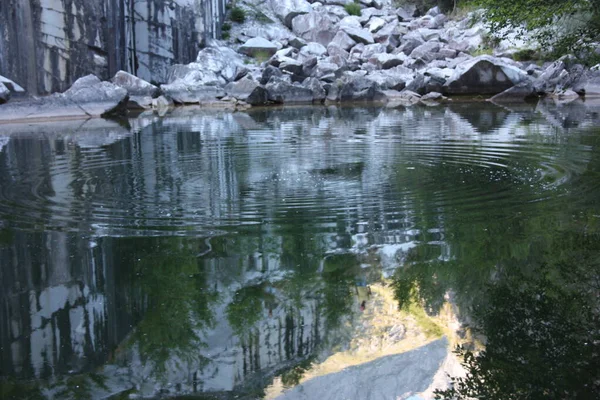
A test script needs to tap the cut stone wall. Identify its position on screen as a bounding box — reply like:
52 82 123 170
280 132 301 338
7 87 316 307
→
0 0 229 94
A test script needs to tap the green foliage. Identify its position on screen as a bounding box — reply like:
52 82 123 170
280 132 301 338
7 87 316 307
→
435 269 600 399
0 379 44 400
512 48 537 61
344 2 362 17
222 32 230 40
226 284 265 335
125 238 218 376
474 0 600 57
251 50 273 63
221 22 231 32
230 6 246 23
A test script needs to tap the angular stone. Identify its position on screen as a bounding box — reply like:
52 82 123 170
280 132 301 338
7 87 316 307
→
490 81 536 103
330 31 357 51
340 16 363 29
359 7 386 24
266 79 314 103
280 58 305 76
327 43 350 60
303 77 327 103
337 76 386 102
271 0 312 28
292 12 337 46
260 65 284 85
341 25 375 45
300 42 328 57
289 37 308 49
361 43 388 60
364 69 410 91
313 61 340 79
152 95 174 110
409 42 441 61
421 92 447 101
572 69 600 97
428 14 447 29
225 76 269 105
366 17 386 33
369 53 406 70
195 46 247 83
239 37 279 57
161 82 225 104
63 75 129 116
405 73 427 95
396 7 413 22
111 70 159 97
384 89 421 106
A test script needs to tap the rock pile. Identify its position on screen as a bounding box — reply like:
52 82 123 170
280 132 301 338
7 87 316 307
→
2 0 600 122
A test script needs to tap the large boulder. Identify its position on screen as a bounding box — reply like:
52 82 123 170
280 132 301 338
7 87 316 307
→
239 37 279 57
63 75 129 116
0 83 10 104
369 53 406 70
330 31 357 51
409 42 441 62
292 12 337 47
260 65 284 85
111 70 159 109
0 75 128 122
336 76 386 102
340 25 375 45
572 68 600 98
303 77 327 103
161 81 225 104
299 42 328 58
364 67 412 91
271 0 312 28
266 79 314 103
194 46 247 83
111 70 159 97
0 75 25 94
224 76 268 106
443 55 529 95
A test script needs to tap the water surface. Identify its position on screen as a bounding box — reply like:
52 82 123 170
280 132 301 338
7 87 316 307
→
1 101 599 398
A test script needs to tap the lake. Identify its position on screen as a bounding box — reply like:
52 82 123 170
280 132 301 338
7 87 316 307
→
1 101 599 399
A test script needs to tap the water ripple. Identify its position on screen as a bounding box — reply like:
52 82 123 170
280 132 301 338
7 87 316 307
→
0 106 593 237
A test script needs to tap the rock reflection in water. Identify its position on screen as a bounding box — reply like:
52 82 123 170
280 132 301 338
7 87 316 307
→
1 101 599 398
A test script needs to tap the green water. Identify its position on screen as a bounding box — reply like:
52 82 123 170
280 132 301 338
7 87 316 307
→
0 102 599 398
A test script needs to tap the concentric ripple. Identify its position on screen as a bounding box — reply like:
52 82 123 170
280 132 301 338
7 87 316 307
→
0 106 594 237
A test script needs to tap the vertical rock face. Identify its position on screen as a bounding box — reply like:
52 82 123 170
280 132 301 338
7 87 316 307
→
0 0 229 95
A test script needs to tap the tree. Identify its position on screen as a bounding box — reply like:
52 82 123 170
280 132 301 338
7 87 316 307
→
435 269 600 399
475 0 600 58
